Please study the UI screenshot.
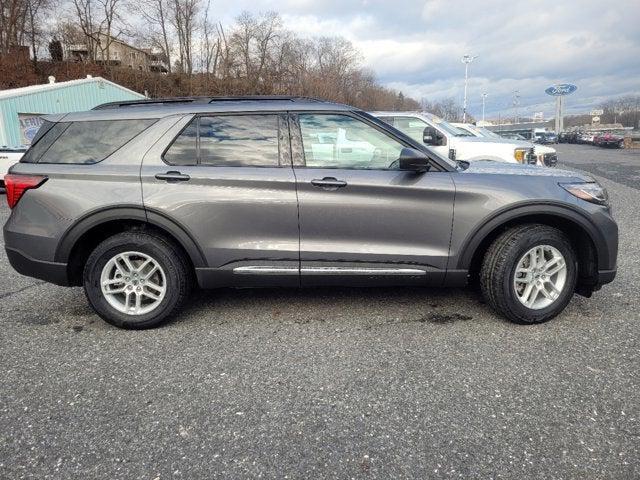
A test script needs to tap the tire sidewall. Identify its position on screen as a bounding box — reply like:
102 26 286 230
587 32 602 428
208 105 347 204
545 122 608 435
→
501 231 577 323
84 236 183 328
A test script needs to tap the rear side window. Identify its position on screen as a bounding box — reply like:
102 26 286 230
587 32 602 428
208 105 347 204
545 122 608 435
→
164 114 280 167
20 121 68 163
22 119 156 164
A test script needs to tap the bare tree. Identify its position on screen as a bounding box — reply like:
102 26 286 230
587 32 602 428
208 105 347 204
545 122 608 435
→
0 0 51 57
71 0 126 63
421 97 463 121
199 0 218 74
24 0 51 64
134 0 172 72
71 0 98 60
169 0 199 74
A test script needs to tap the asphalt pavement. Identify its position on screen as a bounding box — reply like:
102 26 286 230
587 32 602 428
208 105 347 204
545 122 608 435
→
0 144 638 479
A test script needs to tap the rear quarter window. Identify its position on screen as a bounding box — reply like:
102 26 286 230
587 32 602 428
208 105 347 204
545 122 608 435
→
22 119 156 164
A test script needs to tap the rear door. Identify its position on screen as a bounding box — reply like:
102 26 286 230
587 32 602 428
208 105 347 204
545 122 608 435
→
141 112 300 287
290 112 456 287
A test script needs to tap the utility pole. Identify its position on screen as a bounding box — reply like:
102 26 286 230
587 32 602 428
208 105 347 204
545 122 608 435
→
461 54 477 123
481 93 488 123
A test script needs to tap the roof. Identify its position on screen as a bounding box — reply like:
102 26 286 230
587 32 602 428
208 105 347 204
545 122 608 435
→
52 97 353 122
93 33 153 55
0 77 144 102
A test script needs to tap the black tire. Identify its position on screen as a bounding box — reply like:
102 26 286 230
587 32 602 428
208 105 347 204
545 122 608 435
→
83 230 192 329
480 224 577 324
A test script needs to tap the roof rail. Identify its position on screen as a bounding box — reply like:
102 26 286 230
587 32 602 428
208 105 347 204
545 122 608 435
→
93 95 326 110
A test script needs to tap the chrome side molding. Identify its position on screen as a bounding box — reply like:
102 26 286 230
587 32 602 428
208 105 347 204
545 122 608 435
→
233 266 298 275
233 266 426 276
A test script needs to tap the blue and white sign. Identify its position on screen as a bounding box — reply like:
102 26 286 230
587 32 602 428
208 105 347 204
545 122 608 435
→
545 84 577 96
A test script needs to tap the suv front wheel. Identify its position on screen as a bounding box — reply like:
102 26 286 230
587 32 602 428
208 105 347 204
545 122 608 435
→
480 224 577 324
83 231 192 329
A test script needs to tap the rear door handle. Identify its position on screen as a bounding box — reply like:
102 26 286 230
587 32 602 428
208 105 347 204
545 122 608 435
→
311 177 347 190
155 171 190 182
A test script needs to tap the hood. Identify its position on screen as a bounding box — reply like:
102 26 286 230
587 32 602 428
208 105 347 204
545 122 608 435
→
454 135 536 149
453 135 516 145
533 144 556 154
457 135 556 154
460 160 592 181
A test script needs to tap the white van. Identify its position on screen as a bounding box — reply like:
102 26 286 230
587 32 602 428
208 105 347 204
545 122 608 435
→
371 112 549 167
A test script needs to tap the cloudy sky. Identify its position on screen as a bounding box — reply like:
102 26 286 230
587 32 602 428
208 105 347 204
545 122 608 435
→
213 0 640 119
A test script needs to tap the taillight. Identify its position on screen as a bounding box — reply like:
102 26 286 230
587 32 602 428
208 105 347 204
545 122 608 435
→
4 174 47 209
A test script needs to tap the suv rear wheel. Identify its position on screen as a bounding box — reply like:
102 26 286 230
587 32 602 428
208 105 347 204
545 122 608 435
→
83 231 192 329
480 224 577 324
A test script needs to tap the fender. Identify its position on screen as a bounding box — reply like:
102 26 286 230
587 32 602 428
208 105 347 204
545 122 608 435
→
455 201 609 271
54 205 207 267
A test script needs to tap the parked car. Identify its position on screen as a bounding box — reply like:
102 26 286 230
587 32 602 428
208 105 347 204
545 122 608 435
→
534 131 553 144
593 132 624 148
0 147 26 192
450 122 558 167
561 132 581 144
4 96 618 329
372 113 541 166
579 133 596 144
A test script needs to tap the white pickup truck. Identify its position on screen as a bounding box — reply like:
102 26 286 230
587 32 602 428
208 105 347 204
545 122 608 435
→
452 122 558 167
0 147 26 192
371 112 550 167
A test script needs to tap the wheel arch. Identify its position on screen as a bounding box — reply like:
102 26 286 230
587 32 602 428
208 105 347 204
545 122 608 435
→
56 206 206 286
458 203 606 292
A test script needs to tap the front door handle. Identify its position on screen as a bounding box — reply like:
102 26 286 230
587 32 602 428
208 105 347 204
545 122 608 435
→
311 177 347 190
155 171 190 182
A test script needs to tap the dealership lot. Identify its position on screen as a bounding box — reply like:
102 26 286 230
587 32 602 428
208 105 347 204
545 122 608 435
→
0 144 638 479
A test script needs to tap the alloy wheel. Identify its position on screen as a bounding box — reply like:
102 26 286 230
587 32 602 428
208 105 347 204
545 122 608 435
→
513 245 567 310
100 251 167 315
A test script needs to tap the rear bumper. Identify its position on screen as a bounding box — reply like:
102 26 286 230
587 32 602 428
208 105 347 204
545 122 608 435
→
5 247 70 286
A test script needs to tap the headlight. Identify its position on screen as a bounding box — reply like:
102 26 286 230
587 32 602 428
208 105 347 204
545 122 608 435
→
561 182 609 206
514 148 527 163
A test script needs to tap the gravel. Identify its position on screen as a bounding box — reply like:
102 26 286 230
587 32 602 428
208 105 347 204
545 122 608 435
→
0 144 638 479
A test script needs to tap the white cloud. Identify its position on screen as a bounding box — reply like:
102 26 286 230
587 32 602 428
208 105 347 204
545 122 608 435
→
212 0 640 117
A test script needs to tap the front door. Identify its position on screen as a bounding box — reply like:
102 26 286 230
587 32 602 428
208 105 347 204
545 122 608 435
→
141 112 300 287
290 112 456 287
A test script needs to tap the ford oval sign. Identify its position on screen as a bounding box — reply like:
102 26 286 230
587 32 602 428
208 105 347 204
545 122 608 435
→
545 84 577 96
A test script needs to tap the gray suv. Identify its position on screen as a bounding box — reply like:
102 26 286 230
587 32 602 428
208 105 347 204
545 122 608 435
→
3 96 618 329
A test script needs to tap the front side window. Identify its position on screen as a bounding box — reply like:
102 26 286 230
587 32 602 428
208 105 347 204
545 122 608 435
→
164 114 280 167
298 114 405 170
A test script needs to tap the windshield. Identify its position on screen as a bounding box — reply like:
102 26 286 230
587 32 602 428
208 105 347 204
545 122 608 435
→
455 127 475 137
420 113 468 136
475 127 502 139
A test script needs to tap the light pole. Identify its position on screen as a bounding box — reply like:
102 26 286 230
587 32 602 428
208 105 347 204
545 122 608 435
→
461 54 477 123
513 90 520 124
481 93 488 123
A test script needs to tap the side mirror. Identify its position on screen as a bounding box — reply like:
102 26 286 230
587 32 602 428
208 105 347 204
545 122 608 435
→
423 126 445 146
398 147 430 173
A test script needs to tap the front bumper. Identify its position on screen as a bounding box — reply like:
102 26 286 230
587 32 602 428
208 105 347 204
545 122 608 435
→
5 247 70 286
542 153 558 167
